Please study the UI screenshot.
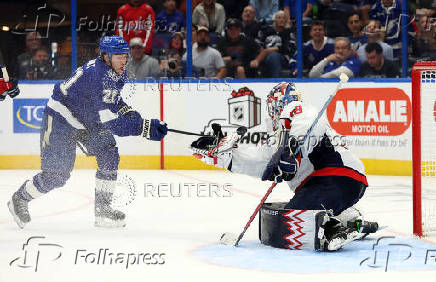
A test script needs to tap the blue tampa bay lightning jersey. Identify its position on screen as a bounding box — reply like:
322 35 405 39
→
289 37 335 73
323 55 361 77
47 57 142 136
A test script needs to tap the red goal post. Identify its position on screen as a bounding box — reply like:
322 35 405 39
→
412 61 436 237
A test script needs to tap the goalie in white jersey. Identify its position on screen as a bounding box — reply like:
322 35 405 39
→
191 82 376 251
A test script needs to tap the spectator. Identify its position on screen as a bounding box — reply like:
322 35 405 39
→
241 5 262 40
17 32 42 79
178 0 202 16
358 42 399 77
156 49 185 78
217 0 250 20
411 15 436 60
255 10 296 77
53 36 73 79
309 37 361 78
192 0 226 35
182 26 226 78
249 0 279 24
169 32 185 56
20 48 55 80
347 13 368 51
126 37 159 79
156 0 185 33
184 24 198 49
369 0 416 58
217 18 261 78
355 0 373 25
289 20 334 76
116 0 156 55
283 0 316 25
145 0 164 13
357 19 393 62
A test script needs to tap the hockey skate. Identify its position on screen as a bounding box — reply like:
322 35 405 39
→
7 192 31 229
94 190 126 228
327 227 364 251
347 219 379 239
322 217 365 251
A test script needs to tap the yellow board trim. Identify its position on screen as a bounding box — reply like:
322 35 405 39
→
0 155 412 175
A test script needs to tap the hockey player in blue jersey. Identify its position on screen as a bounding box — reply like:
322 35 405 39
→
7 35 168 228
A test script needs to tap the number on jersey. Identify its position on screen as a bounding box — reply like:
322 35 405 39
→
60 68 84 96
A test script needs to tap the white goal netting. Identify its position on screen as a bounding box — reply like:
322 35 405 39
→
419 70 436 235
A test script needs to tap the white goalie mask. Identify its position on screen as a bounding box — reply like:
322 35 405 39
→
266 82 302 133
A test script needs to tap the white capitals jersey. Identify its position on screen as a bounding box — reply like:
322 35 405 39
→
230 101 367 192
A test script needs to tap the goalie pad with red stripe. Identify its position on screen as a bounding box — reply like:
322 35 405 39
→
259 202 330 251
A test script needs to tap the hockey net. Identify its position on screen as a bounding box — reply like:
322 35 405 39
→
412 62 436 237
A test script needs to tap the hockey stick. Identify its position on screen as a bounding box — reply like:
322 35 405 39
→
168 128 206 137
168 123 229 137
220 73 350 246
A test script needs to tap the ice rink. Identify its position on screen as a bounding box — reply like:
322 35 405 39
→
1 169 436 282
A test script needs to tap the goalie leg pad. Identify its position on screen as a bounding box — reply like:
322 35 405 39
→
259 202 329 251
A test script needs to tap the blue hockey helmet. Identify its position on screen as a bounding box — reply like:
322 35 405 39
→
99 35 130 56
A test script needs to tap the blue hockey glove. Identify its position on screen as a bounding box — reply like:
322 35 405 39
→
141 118 168 141
261 146 298 183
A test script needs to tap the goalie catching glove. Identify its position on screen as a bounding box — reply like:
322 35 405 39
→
262 146 298 183
190 135 236 169
0 78 19 101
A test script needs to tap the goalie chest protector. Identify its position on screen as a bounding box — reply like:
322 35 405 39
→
259 203 328 250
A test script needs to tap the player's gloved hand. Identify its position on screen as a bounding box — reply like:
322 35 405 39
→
7 78 20 98
0 78 19 100
261 146 298 183
141 118 167 141
190 136 233 169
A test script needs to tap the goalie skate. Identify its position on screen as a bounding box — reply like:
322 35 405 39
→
327 227 365 251
7 192 31 229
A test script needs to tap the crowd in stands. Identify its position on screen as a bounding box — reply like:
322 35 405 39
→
12 0 436 80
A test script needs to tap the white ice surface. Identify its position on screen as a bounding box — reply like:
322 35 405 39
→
1 170 436 282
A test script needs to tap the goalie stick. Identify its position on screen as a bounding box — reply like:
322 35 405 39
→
220 73 350 246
